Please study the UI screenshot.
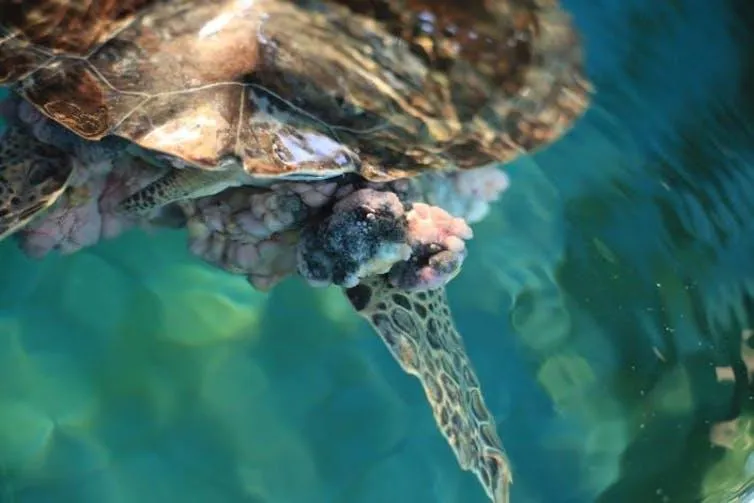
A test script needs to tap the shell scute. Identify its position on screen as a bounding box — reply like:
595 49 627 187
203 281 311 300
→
1 0 591 182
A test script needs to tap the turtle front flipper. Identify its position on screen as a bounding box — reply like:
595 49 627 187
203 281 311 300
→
0 125 74 241
117 168 242 216
344 275 512 503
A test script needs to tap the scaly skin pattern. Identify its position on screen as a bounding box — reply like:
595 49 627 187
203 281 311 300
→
0 124 74 240
346 275 512 503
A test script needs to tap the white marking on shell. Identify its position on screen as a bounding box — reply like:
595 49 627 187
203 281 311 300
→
277 131 349 167
141 108 222 152
198 12 236 38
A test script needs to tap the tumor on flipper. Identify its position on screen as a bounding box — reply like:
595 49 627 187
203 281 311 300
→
389 201 473 291
344 275 512 503
117 167 208 216
179 181 340 290
297 188 413 288
415 166 510 224
296 187 474 290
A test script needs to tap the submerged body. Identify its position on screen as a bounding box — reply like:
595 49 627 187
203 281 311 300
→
0 1 591 501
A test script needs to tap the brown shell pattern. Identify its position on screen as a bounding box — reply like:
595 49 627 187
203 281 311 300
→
0 0 591 182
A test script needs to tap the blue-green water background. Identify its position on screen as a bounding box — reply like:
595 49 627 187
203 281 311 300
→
2 1 754 502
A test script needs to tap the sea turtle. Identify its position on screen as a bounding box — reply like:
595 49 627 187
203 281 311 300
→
0 0 591 501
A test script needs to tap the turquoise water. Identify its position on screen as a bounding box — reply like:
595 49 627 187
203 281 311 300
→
2 1 754 502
